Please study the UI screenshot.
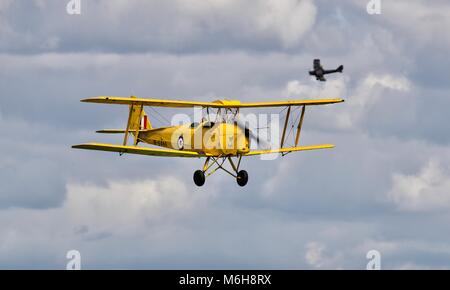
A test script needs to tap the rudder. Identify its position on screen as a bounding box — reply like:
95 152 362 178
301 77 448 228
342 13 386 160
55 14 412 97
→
128 103 152 132
125 98 152 145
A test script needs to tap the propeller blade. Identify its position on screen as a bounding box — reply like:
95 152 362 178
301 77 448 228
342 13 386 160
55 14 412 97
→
235 118 271 150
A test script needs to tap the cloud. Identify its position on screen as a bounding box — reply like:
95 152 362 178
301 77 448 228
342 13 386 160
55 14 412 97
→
0 175 251 269
379 0 450 47
0 176 205 268
0 117 68 209
284 73 412 131
388 160 450 212
305 241 341 268
0 0 317 53
255 0 317 47
0 0 13 11
362 74 411 92
66 176 208 233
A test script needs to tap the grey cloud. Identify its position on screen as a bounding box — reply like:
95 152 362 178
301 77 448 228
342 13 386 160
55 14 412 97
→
0 0 317 54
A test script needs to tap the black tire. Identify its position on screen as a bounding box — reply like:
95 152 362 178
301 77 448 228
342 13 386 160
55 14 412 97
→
193 170 205 187
237 170 248 187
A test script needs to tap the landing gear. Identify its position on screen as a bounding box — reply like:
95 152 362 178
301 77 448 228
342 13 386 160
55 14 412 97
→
236 170 248 187
193 156 249 186
193 170 205 187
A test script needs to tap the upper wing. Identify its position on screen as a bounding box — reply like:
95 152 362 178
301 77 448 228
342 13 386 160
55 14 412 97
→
72 143 207 158
82 96 344 108
82 96 219 108
244 144 335 156
235 99 343 108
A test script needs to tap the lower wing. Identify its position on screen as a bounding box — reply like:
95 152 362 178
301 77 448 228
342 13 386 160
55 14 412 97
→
72 143 206 158
244 144 335 156
72 143 334 158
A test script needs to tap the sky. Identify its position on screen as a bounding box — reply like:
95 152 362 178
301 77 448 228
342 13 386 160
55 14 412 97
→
1 0 450 269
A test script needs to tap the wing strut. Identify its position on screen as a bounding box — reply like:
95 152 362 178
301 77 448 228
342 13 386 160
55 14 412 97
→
280 106 291 149
123 104 134 146
294 105 306 146
134 104 144 145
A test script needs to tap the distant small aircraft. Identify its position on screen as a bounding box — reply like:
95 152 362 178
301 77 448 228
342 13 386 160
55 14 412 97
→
309 59 344 81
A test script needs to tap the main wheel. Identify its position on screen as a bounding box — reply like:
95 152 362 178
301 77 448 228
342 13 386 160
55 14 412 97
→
193 170 205 186
177 136 184 150
236 170 248 187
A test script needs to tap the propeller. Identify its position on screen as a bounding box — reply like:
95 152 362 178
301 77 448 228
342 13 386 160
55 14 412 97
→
235 118 271 150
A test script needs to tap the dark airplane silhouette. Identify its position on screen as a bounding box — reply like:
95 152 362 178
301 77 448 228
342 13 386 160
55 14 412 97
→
309 59 344 81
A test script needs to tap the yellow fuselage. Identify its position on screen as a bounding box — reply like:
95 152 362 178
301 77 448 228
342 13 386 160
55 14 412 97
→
137 122 250 156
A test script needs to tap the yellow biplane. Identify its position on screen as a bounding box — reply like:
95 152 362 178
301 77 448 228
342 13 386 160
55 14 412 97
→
72 96 344 186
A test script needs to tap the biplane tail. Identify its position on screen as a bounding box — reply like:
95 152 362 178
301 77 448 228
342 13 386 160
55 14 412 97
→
128 103 152 131
96 101 152 135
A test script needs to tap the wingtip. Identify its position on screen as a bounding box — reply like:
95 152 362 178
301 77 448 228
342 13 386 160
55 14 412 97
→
72 143 95 149
319 143 336 149
80 97 97 103
72 143 89 148
81 96 115 102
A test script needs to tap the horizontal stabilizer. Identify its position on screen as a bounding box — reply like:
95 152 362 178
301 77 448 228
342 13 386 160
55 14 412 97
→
96 129 150 134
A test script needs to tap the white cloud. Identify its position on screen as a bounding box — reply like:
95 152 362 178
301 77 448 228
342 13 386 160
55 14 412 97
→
0 0 317 53
107 0 317 48
346 74 411 124
305 241 326 267
256 0 317 47
66 176 209 233
305 241 341 269
285 78 347 99
362 74 411 92
262 160 293 194
0 176 214 268
388 160 450 211
382 1 450 47
284 73 411 130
